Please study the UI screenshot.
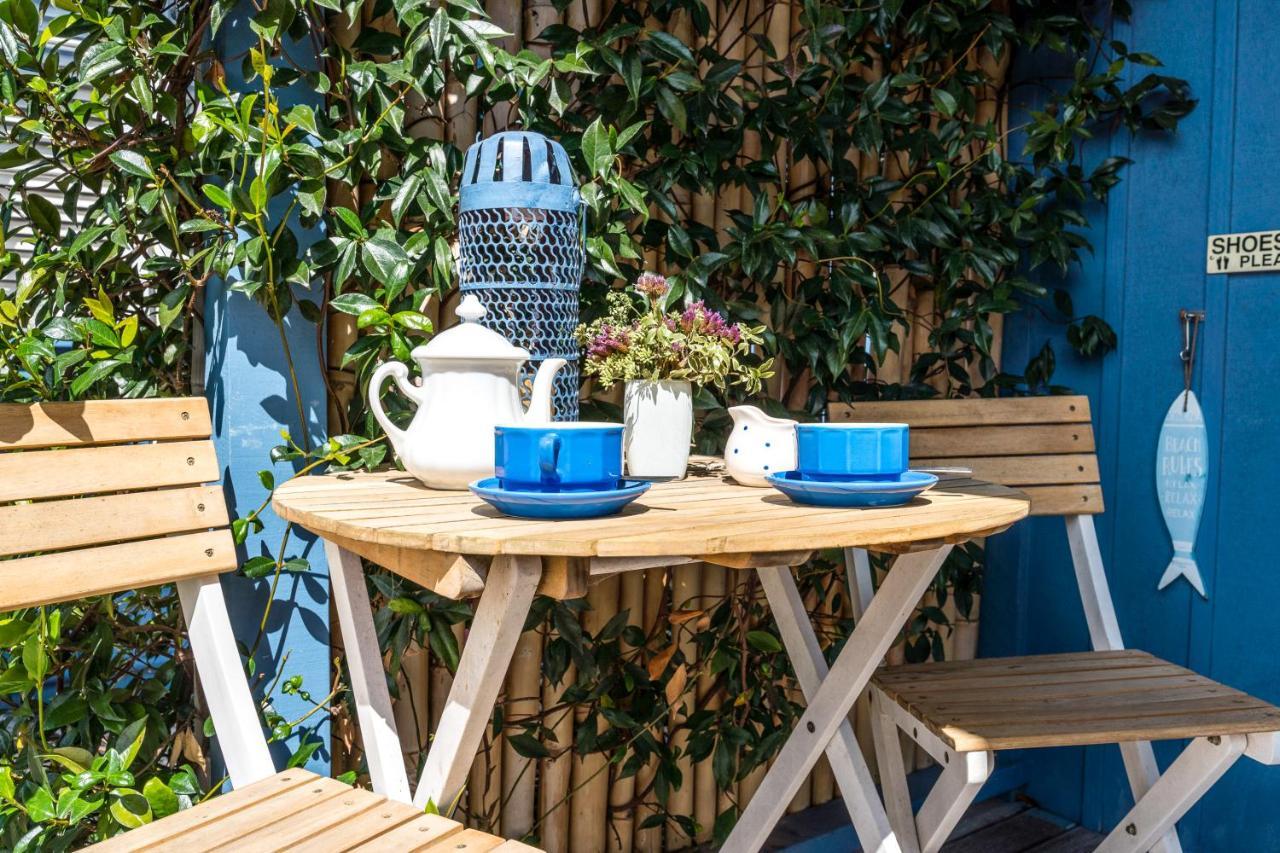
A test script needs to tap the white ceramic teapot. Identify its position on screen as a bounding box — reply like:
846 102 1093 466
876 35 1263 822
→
724 405 798 487
368 294 566 489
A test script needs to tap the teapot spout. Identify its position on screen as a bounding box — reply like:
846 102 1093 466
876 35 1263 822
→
525 358 567 423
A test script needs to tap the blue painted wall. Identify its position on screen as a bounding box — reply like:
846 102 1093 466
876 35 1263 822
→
987 1 1280 849
204 2 332 773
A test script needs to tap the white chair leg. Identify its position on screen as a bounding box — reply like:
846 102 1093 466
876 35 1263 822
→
914 750 993 853
869 690 922 853
1095 734 1246 853
413 555 541 813
1066 514 1184 853
725 546 953 853
756 564 901 853
326 541 413 803
177 575 276 788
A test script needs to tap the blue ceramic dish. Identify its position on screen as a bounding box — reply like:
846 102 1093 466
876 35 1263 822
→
495 422 624 492
470 477 651 519
795 423 909 480
766 470 938 508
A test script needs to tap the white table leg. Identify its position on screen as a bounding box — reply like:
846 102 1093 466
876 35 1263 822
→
177 575 276 788
725 546 953 853
326 541 413 803
413 554 541 813
756 565 902 853
844 547 875 619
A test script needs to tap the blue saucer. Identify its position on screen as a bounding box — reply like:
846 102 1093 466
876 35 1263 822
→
469 478 651 519
766 470 939 508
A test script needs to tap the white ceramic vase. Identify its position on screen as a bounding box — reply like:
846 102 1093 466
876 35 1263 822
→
624 379 693 480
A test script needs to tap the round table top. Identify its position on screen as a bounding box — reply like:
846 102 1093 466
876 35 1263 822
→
273 470 1030 559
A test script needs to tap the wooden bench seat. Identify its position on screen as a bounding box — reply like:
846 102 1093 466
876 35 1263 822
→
873 650 1280 752
85 769 535 852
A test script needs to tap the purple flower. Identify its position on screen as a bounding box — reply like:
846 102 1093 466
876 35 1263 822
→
676 301 744 344
635 271 669 301
587 323 630 359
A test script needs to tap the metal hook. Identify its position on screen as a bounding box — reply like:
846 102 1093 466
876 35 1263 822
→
1179 309 1205 411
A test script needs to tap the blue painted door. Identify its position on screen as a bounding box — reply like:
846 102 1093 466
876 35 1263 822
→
990 1 1280 849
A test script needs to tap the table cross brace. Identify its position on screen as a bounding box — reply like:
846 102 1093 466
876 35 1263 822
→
726 545 954 852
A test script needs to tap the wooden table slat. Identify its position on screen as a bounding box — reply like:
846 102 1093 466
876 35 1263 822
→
274 471 1030 562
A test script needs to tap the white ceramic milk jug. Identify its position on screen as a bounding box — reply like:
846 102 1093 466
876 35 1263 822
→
723 405 798 487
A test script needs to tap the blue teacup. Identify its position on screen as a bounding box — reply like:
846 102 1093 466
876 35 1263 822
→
495 422 624 492
795 423 909 481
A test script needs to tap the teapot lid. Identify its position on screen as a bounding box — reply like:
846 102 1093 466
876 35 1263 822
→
411 294 530 362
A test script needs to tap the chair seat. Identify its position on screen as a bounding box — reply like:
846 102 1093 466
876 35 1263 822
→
86 770 538 852
872 649 1280 752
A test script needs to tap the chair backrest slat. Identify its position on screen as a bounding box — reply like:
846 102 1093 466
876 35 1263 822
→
0 485 230 559
0 531 238 611
0 440 221 502
0 398 211 449
828 395 1102 516
0 397 236 610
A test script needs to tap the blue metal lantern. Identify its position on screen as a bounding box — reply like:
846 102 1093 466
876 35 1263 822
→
458 131 584 420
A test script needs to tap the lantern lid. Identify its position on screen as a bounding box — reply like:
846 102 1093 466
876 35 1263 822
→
411 294 530 362
459 131 581 213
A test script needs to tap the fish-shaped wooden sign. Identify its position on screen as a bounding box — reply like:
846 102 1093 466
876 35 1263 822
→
1156 390 1208 597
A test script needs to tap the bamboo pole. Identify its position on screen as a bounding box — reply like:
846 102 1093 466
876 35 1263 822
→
483 0 522 135
693 565 725 843
524 0 557 58
667 563 700 848
393 643 431 779
502 624 543 838
571 576 619 852
955 593 981 661
540 647 576 853
633 568 668 853
608 571 646 852
469 733 501 830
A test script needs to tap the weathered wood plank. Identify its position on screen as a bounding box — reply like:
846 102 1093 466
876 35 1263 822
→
913 454 1100 486
910 424 1095 458
0 530 238 610
876 651 1280 752
829 396 1092 428
0 397 211 449
0 485 228 557
85 771 319 851
273 472 1029 559
0 439 220 502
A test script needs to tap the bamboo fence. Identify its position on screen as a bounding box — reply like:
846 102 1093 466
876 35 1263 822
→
324 1 1010 849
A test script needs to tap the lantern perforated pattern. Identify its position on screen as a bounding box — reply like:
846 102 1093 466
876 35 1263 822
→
458 131 584 420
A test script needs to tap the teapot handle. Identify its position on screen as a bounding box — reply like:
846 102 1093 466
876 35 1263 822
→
368 361 416 450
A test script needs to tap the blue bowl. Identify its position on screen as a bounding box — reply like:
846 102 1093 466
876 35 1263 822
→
795 423 909 480
766 470 938 508
470 477 651 519
495 422 623 492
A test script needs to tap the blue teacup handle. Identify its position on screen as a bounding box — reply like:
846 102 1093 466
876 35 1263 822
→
538 433 562 484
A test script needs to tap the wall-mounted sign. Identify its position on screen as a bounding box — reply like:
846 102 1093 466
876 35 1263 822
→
1157 391 1208 598
1206 230 1280 274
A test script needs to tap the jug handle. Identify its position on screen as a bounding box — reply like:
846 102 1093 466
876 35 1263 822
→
368 361 416 450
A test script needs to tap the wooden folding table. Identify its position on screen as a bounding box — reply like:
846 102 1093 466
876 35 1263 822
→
274 470 1029 849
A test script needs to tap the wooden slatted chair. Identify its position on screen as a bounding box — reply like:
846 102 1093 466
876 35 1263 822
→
0 398 536 853
830 396 1280 853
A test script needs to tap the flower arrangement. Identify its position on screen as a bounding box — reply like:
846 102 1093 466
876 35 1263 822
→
576 273 773 393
